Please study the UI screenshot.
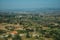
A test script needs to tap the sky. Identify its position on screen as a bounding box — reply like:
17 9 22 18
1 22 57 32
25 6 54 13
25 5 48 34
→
0 0 60 10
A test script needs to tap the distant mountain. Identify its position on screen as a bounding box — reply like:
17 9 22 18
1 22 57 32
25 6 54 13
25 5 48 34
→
0 8 60 12
0 8 60 15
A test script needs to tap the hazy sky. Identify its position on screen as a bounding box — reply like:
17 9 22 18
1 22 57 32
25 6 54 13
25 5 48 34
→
0 0 60 10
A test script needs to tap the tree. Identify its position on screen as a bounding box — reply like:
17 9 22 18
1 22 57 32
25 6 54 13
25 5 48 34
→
0 29 6 35
5 26 15 31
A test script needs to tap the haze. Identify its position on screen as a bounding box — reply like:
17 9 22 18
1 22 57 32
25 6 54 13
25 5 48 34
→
0 0 60 10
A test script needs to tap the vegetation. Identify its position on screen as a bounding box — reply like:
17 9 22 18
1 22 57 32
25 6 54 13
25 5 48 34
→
0 12 60 40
